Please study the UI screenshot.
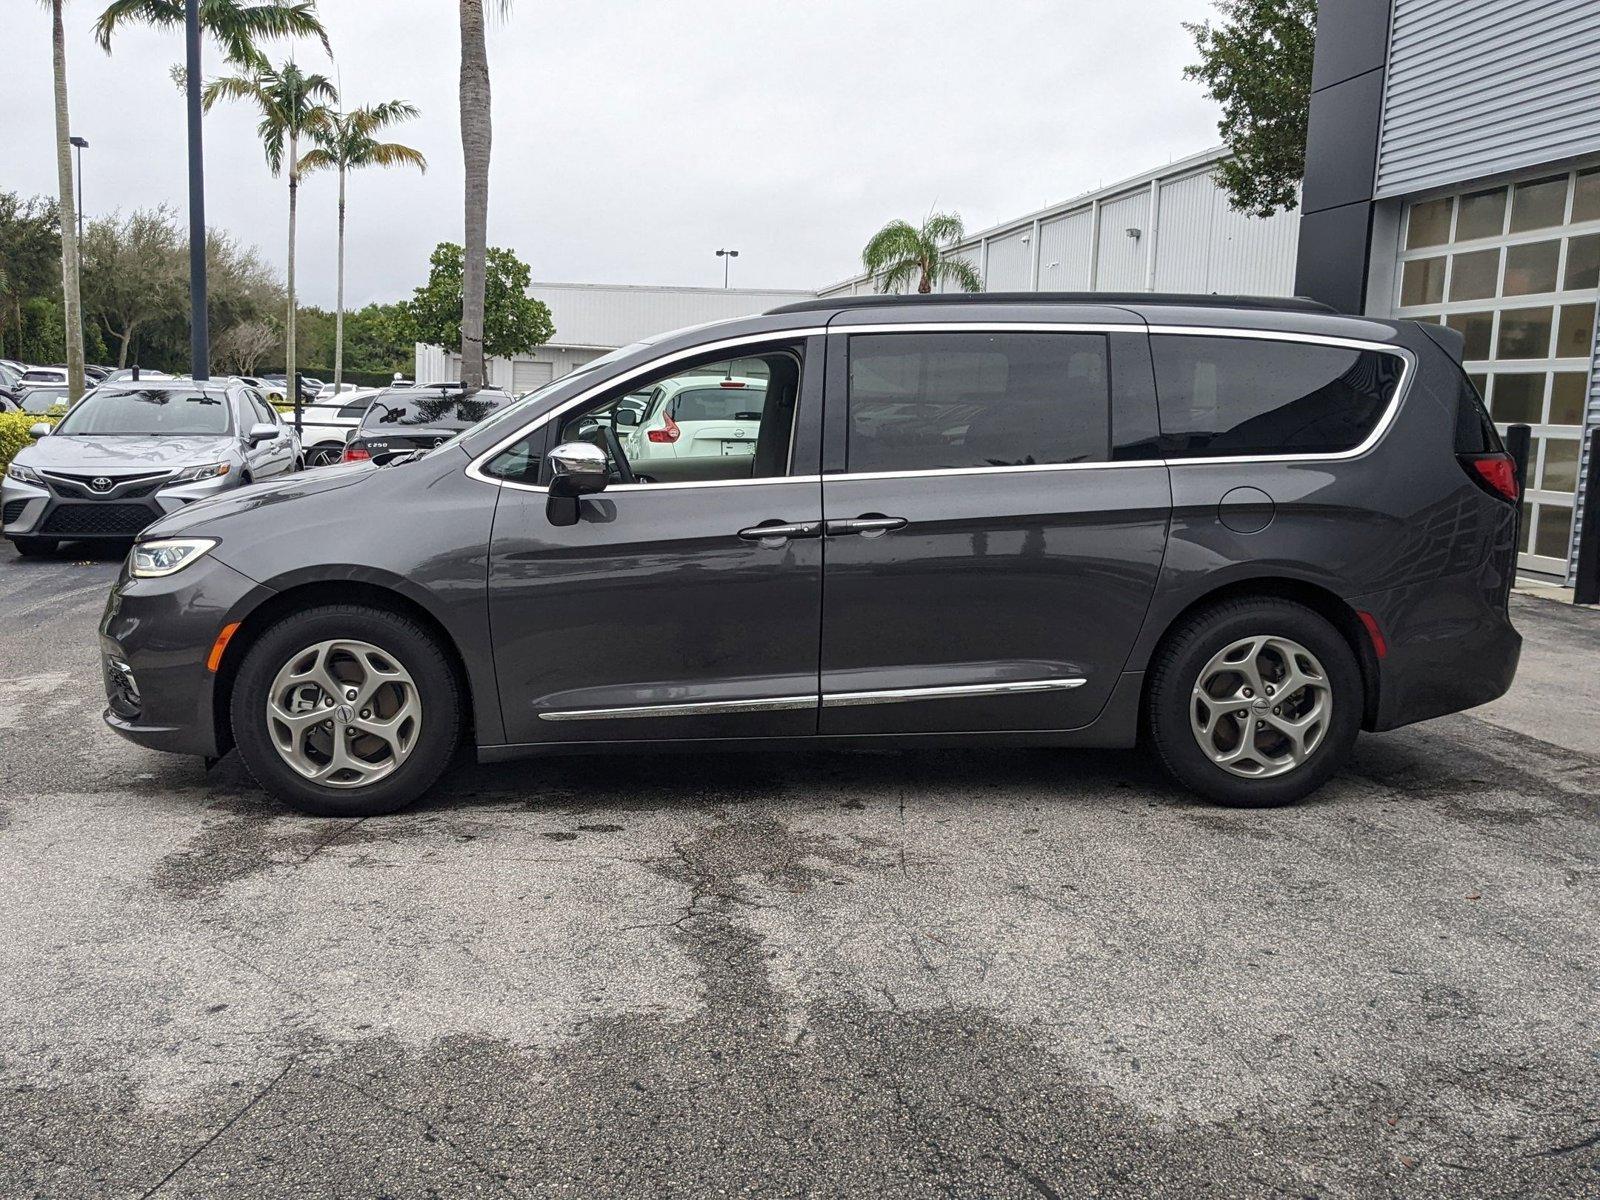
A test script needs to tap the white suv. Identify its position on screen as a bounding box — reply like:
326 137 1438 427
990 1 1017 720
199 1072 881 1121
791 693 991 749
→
618 375 767 482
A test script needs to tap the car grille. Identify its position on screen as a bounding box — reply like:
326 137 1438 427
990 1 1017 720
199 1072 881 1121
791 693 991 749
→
2 500 25 524
43 470 171 500
41 503 157 536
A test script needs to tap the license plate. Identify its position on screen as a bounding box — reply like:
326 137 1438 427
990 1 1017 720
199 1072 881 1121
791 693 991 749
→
722 440 754 456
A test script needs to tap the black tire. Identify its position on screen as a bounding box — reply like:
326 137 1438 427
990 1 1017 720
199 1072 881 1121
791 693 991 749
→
231 604 463 816
12 537 59 558
1146 598 1361 808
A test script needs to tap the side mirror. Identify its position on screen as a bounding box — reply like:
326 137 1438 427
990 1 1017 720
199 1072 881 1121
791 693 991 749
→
28 422 50 439
613 408 639 428
547 441 609 497
247 422 281 446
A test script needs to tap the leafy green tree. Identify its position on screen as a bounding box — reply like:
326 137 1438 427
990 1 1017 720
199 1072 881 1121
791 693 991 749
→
862 213 982 294
341 302 416 376
300 101 426 395
204 61 336 417
406 242 553 363
0 193 60 360
80 207 188 366
1184 0 1317 217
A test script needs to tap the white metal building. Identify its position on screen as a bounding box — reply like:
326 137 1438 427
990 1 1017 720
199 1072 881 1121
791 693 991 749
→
817 147 1301 300
415 281 812 393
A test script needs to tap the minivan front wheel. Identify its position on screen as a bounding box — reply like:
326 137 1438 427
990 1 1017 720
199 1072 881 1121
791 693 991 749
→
231 605 462 816
1148 598 1360 807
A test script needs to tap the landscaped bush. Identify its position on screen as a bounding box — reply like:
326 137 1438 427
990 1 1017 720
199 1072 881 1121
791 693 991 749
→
0 410 58 477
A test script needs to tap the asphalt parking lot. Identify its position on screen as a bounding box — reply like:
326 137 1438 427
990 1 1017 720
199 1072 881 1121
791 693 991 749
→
1 547 1596 1199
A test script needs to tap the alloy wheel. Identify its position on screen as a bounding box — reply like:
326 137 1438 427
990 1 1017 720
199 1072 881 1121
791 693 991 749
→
1189 635 1332 779
265 639 422 788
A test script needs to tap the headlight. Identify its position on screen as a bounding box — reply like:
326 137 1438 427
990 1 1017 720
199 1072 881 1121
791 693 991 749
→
131 538 217 578
172 461 231 482
5 462 41 484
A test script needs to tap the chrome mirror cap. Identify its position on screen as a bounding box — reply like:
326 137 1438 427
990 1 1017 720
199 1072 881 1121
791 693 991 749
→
27 422 50 439
548 441 610 496
247 422 281 445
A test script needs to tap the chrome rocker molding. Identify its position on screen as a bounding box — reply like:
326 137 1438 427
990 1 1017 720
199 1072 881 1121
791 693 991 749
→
467 322 1415 496
538 677 1087 721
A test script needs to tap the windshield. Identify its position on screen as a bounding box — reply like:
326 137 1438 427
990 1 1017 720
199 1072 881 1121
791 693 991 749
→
360 392 510 431
669 383 768 422
53 388 233 436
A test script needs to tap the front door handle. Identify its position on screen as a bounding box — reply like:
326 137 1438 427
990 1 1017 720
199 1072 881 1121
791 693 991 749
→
737 520 822 544
824 515 908 538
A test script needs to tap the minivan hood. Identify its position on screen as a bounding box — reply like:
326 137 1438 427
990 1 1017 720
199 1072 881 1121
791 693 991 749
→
18 434 235 472
144 460 379 538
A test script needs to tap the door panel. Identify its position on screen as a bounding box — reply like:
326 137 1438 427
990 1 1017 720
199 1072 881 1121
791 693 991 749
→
818 467 1170 733
489 482 822 744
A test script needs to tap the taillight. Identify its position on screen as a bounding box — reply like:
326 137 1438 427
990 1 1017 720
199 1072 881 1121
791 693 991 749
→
1459 452 1518 503
718 380 746 388
647 413 680 444
342 444 371 462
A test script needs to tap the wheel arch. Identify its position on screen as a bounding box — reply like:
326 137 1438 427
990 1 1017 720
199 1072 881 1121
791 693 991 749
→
1135 576 1381 733
211 579 478 757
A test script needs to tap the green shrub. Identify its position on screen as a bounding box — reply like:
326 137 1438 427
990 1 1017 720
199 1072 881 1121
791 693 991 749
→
0 410 58 477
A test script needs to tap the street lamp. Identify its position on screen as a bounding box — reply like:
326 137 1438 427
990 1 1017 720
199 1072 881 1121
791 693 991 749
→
716 247 739 288
69 135 87 267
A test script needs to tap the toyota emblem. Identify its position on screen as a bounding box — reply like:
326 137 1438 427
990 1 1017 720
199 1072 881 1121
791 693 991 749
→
90 476 114 493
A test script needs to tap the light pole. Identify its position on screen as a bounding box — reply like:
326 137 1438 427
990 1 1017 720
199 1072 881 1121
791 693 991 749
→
716 247 739 288
184 0 209 380
68 136 87 258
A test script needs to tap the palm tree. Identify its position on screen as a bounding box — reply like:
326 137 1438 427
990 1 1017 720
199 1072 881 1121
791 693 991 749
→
93 0 330 70
204 61 336 430
459 0 499 388
861 212 983 295
44 0 86 403
300 101 426 397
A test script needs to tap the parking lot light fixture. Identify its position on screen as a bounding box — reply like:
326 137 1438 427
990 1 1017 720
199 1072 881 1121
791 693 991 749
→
716 248 739 288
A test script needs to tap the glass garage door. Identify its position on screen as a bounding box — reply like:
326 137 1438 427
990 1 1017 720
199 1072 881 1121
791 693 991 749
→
1395 166 1600 578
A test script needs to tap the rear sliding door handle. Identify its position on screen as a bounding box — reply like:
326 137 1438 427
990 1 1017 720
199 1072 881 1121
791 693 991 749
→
824 515 908 538
737 520 822 544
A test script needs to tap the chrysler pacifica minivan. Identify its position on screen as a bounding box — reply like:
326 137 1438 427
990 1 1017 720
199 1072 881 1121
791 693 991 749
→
98 295 1521 816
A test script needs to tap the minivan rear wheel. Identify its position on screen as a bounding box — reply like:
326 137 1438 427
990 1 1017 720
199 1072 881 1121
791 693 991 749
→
231 605 462 816
1147 598 1360 807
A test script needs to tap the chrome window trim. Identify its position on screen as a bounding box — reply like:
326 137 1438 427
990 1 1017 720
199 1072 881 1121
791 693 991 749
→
536 677 1086 721
466 320 1416 494
465 327 827 494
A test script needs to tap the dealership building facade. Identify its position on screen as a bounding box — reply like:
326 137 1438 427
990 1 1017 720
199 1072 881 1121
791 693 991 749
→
820 0 1600 583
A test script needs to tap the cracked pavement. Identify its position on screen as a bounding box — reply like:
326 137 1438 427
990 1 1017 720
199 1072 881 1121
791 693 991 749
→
1 546 1597 1198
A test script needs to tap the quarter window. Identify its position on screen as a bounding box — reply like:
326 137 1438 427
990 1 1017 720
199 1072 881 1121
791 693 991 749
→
1152 336 1403 458
845 332 1109 473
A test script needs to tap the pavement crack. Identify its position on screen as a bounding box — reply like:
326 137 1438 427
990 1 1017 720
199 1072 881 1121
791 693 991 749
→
138 1058 297 1198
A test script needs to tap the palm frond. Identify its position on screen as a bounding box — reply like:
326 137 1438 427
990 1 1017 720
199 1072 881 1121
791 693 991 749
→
211 0 333 62
200 71 262 112
861 219 924 276
876 260 919 295
349 99 422 136
297 145 337 174
934 256 984 294
921 211 966 247
93 0 183 53
361 142 428 172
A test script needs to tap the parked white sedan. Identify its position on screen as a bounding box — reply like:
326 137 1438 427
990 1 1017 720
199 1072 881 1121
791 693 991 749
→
618 375 767 482
286 387 383 465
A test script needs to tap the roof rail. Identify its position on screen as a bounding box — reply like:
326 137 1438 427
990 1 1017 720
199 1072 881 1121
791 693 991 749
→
767 292 1339 316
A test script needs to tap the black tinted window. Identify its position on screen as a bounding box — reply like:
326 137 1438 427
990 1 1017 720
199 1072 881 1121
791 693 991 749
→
847 333 1108 473
1452 369 1503 455
360 390 510 431
1153 336 1403 458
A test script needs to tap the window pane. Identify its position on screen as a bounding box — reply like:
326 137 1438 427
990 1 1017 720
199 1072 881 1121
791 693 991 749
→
1447 311 1495 360
1550 372 1589 425
1151 337 1402 458
1510 175 1569 233
1401 257 1446 306
1457 188 1508 240
1534 504 1573 559
1575 168 1600 224
1564 234 1600 290
1495 307 1553 359
1407 199 1453 248
1540 439 1580 493
1503 240 1561 295
846 333 1108 473
1557 302 1596 358
1489 373 1544 423
1449 249 1500 301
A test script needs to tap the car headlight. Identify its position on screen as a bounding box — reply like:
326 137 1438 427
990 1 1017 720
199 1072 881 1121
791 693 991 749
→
5 462 42 484
172 461 231 482
130 538 218 578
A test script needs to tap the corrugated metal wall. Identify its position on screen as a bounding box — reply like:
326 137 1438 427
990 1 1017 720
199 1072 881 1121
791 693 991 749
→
984 228 1033 291
1377 0 1600 198
1037 210 1094 289
1095 192 1152 290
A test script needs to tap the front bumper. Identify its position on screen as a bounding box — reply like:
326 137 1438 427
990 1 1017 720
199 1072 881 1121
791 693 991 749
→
99 551 271 758
3 471 236 541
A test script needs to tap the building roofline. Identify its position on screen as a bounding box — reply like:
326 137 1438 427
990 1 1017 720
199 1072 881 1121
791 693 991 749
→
528 280 814 298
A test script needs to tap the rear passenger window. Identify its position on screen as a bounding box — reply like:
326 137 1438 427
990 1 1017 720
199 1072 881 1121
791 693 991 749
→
846 332 1109 473
1152 336 1404 458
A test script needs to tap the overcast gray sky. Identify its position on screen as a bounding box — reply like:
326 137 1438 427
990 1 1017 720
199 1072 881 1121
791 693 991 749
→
3 1 1225 307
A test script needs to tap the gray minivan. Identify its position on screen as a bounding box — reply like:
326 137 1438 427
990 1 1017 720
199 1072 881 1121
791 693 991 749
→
97 294 1520 816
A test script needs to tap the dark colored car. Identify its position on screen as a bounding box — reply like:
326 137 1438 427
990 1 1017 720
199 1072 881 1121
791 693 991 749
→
99 294 1521 817
341 385 512 463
